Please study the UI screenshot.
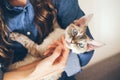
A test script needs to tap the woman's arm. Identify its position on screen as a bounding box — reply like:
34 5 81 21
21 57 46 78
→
3 36 69 80
3 67 34 80
3 61 39 80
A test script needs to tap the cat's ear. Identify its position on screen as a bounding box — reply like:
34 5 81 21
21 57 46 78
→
74 14 93 26
87 40 105 52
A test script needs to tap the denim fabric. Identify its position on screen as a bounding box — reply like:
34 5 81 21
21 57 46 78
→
0 63 3 80
59 72 76 80
0 69 3 80
0 0 94 78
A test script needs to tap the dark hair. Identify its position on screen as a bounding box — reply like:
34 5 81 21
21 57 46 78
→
0 8 9 44
30 0 57 43
0 8 13 68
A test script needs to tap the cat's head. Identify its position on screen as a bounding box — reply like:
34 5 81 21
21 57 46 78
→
65 14 104 54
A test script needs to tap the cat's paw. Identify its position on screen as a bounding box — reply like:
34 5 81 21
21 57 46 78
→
9 32 21 41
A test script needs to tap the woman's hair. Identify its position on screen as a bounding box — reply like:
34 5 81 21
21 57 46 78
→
0 8 11 58
30 0 57 43
0 9 9 44
0 0 57 57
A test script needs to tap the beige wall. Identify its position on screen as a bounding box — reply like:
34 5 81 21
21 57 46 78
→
78 0 120 67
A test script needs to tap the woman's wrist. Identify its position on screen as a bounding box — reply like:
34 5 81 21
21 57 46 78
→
3 70 30 80
3 61 39 80
9 0 27 7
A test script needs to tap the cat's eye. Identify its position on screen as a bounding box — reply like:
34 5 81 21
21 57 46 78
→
72 28 78 36
78 43 84 48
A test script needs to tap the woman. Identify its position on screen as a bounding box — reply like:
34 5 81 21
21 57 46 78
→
0 0 94 80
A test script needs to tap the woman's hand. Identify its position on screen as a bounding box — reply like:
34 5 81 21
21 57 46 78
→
27 35 70 80
9 0 27 6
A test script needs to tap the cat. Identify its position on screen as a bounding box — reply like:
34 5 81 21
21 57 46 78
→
9 14 104 80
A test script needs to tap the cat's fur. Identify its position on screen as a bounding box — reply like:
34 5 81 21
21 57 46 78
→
9 14 104 80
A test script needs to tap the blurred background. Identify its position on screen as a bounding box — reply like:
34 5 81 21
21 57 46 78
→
75 0 120 80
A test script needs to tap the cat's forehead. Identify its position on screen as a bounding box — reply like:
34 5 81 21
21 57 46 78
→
78 40 87 44
77 34 91 41
70 24 85 30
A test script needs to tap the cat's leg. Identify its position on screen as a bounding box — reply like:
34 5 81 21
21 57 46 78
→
36 28 65 55
9 28 64 57
9 54 39 70
9 32 44 57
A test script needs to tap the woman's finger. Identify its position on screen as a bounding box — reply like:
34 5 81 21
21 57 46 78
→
47 40 62 49
45 39 66 56
53 48 69 66
58 46 69 65
47 45 57 50
45 41 62 55
47 46 62 64
61 35 66 46
59 35 65 45
44 49 54 56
